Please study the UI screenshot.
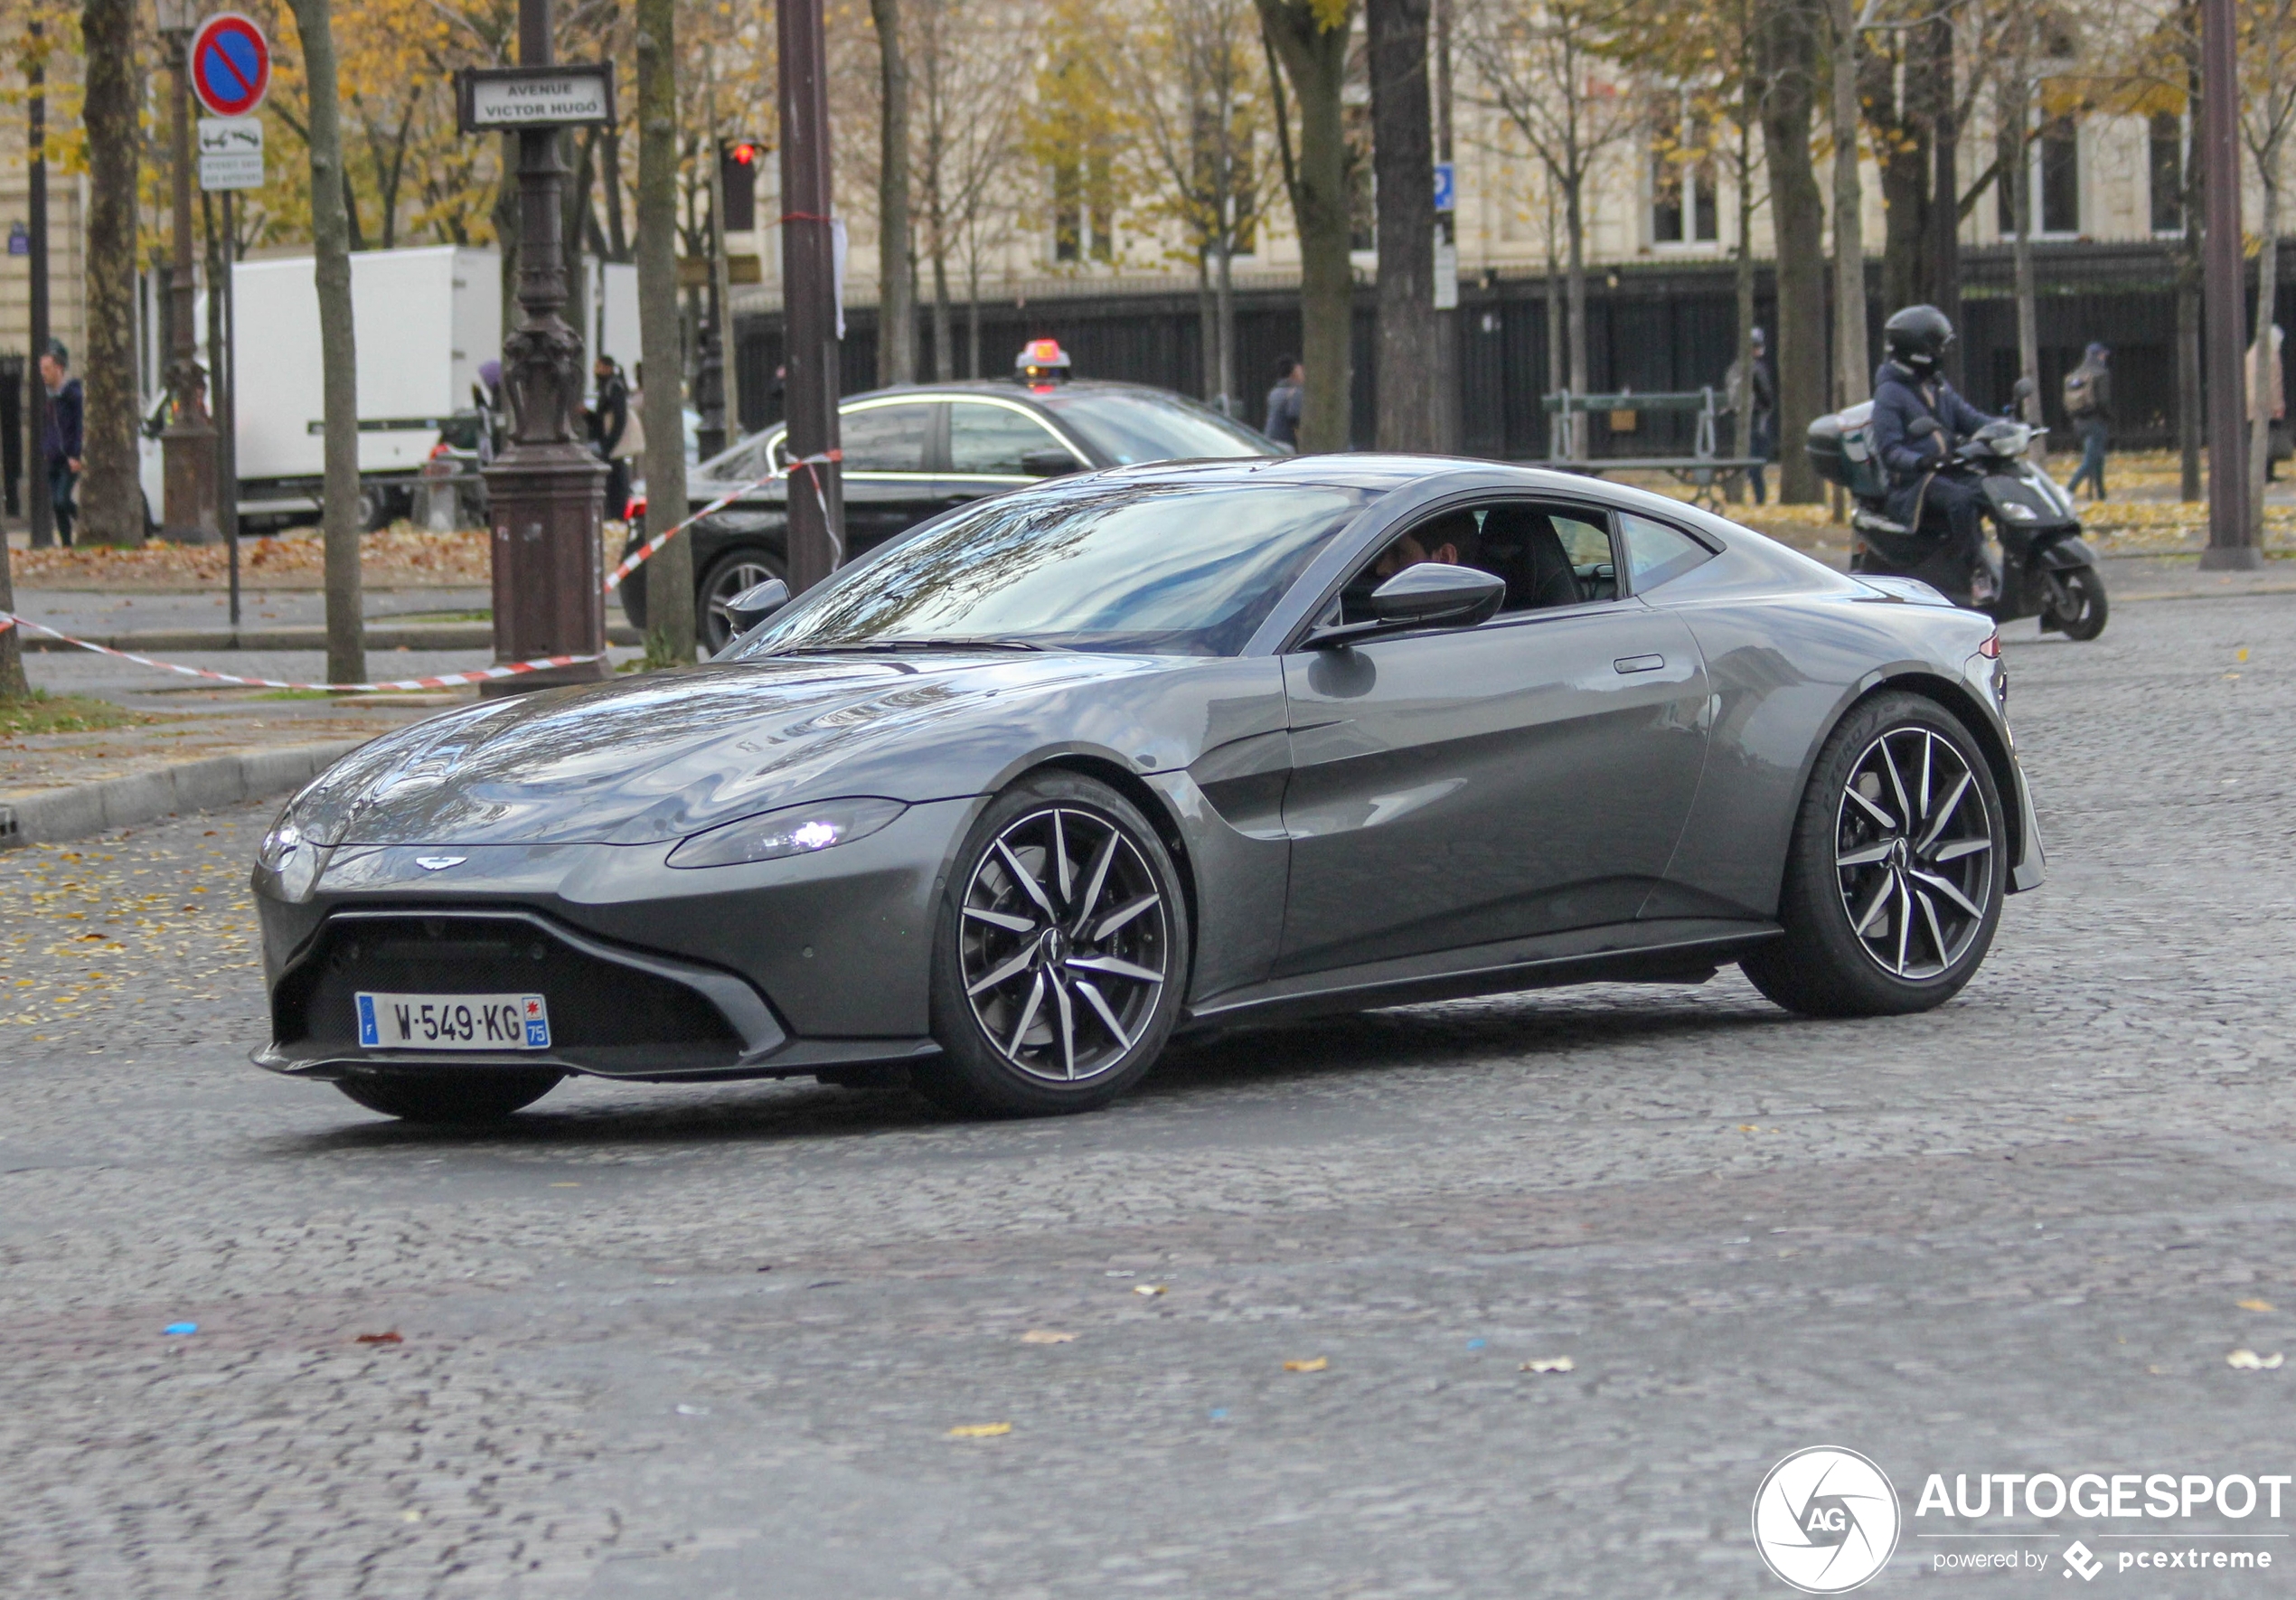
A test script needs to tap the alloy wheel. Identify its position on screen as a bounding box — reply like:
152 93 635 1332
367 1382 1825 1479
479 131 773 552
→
1833 727 1996 980
959 805 1171 1083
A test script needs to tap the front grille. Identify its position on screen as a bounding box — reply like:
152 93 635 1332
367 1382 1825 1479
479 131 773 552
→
276 912 747 1070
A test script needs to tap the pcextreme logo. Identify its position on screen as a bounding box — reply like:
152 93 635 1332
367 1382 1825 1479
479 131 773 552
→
1752 1447 1903 1594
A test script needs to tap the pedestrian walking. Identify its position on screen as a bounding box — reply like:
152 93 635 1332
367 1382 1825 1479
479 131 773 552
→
588 355 632 520
2252 325 2288 485
2064 342 2112 501
39 340 82 548
1725 328 1776 504
1264 356 1304 449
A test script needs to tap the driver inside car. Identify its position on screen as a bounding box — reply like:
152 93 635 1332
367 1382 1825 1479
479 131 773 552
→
1370 510 1480 579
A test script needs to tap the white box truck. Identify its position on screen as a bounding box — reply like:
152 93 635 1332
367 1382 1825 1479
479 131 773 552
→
141 246 638 533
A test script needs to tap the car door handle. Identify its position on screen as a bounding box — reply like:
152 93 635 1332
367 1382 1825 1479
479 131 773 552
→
1614 654 1666 674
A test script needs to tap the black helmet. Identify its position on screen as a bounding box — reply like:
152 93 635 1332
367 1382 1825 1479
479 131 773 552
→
1884 305 1954 373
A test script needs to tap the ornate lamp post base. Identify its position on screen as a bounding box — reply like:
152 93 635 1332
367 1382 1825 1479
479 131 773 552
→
481 441 609 697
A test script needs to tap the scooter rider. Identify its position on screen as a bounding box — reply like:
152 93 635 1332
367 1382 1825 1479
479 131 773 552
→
1871 305 1997 604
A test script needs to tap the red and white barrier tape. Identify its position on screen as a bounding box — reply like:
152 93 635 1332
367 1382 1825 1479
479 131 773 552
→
604 447 844 591
0 611 602 694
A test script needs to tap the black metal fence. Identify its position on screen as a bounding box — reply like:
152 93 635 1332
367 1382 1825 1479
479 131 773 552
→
737 240 2293 458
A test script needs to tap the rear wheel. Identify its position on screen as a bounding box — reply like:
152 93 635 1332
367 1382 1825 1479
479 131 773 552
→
1740 692 2006 1018
701 547 786 654
334 1068 562 1125
917 773 1190 1116
2040 564 2107 641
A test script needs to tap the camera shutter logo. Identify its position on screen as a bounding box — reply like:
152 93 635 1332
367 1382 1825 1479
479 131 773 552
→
1752 1447 1902 1593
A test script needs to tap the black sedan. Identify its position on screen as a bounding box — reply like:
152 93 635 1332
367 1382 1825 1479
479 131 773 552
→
617 380 1284 652
254 455 2042 1124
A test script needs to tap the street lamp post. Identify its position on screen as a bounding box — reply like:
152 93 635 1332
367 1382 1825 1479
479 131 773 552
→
157 0 218 544
2197 0 2255 569
475 0 609 694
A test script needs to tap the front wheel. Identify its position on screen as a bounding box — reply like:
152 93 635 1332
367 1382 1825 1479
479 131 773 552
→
916 773 1190 1116
2040 563 2107 641
1740 692 2006 1018
334 1068 562 1125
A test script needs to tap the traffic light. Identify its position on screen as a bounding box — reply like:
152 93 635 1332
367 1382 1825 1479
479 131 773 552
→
718 137 762 234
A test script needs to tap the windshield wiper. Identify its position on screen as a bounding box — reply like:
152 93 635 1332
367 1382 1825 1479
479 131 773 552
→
772 636 1051 656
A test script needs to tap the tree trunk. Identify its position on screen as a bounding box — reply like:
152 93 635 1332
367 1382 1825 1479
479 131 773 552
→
1369 0 1437 451
2178 40 2204 502
2005 27 2040 441
1544 191 1564 457
1198 253 1219 402
931 244 952 382
1875 32 1934 313
1216 223 1237 416
287 0 364 685
1732 110 1756 501
1927 10 1962 383
79 0 142 546
1829 0 1868 409
871 0 917 386
635 0 693 664
2251 174 2282 531
1258 0 1356 452
602 125 629 259
1760 0 1828 503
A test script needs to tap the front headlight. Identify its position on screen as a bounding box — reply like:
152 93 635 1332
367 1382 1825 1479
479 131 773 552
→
257 813 325 900
665 797 908 870
1999 500 2037 521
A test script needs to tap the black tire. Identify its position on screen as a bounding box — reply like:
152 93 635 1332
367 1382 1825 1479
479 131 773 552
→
1740 691 2006 1018
333 1068 562 1125
700 546 787 655
916 772 1190 1116
2041 564 2107 641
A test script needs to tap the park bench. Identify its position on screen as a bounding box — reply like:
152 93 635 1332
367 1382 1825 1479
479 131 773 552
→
1539 389 1766 511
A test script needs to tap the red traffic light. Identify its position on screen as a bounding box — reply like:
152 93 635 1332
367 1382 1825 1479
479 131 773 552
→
729 141 759 166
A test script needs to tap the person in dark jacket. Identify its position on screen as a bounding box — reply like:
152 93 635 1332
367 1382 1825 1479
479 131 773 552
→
39 340 83 548
1264 355 1304 448
588 356 632 521
2064 342 2111 501
1870 306 1994 602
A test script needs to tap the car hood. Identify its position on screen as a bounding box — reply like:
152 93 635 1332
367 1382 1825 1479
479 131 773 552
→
292 653 1166 847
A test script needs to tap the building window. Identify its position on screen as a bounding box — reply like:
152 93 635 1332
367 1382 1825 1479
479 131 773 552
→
2038 116 2079 233
2149 112 2185 232
1053 155 1115 264
1651 95 1717 245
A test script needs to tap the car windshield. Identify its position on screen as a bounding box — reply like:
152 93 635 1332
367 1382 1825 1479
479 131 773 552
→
727 479 1368 658
1040 391 1278 465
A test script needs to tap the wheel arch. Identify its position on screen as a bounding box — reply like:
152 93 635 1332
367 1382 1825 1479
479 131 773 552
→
1862 670 2025 871
1035 753 1203 984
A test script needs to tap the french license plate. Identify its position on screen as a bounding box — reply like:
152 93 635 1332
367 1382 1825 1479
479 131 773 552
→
356 992 550 1051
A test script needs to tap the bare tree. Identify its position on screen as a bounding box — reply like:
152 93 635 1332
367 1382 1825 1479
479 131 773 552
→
1826 0 1887 408
79 0 142 546
1257 0 1359 451
1758 0 1830 502
1458 0 1641 457
1369 0 1439 448
871 0 918 385
287 0 365 685
635 0 694 664
911 0 1032 382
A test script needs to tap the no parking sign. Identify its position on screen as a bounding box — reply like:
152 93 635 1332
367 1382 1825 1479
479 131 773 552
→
189 13 269 120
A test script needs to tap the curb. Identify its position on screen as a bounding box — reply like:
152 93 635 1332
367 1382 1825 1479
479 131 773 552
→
22 622 645 652
0 739 366 848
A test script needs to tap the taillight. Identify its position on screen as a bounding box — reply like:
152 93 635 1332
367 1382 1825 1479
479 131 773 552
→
626 494 646 522
1978 629 2000 659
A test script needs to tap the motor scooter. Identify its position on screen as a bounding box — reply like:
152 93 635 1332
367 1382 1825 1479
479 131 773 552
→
1805 384 2108 641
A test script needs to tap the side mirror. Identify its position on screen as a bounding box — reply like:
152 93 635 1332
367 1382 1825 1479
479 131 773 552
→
1021 447 1082 478
725 578 790 635
1906 416 1941 439
2012 376 2037 401
1309 563 1507 647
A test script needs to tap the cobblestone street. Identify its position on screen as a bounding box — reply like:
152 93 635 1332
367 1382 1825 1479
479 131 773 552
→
4 590 2293 1598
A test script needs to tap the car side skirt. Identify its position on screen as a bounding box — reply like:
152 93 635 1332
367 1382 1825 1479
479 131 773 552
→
1181 918 1781 1031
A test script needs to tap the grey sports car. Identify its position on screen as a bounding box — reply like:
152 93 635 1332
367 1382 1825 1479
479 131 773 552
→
253 456 2042 1122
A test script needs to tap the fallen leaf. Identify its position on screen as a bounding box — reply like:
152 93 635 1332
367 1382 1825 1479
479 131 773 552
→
1521 1356 1576 1374
2227 1350 2285 1370
947 1422 1012 1438
1020 1330 1077 1344
1133 1284 1166 1296
354 1331 403 1345
1283 1357 1329 1373
2237 1299 2275 1313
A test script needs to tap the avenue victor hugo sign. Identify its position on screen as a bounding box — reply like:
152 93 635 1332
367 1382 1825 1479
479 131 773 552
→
455 63 615 133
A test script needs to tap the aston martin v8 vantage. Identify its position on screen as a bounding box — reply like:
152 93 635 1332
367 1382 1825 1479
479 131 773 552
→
253 456 2042 1122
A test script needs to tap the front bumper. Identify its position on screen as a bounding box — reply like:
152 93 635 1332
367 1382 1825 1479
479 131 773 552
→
254 799 976 1081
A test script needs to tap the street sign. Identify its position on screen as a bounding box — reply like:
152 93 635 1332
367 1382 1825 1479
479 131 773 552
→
1433 161 1455 215
189 13 269 119
198 117 264 191
1433 236 1459 310
456 64 616 133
